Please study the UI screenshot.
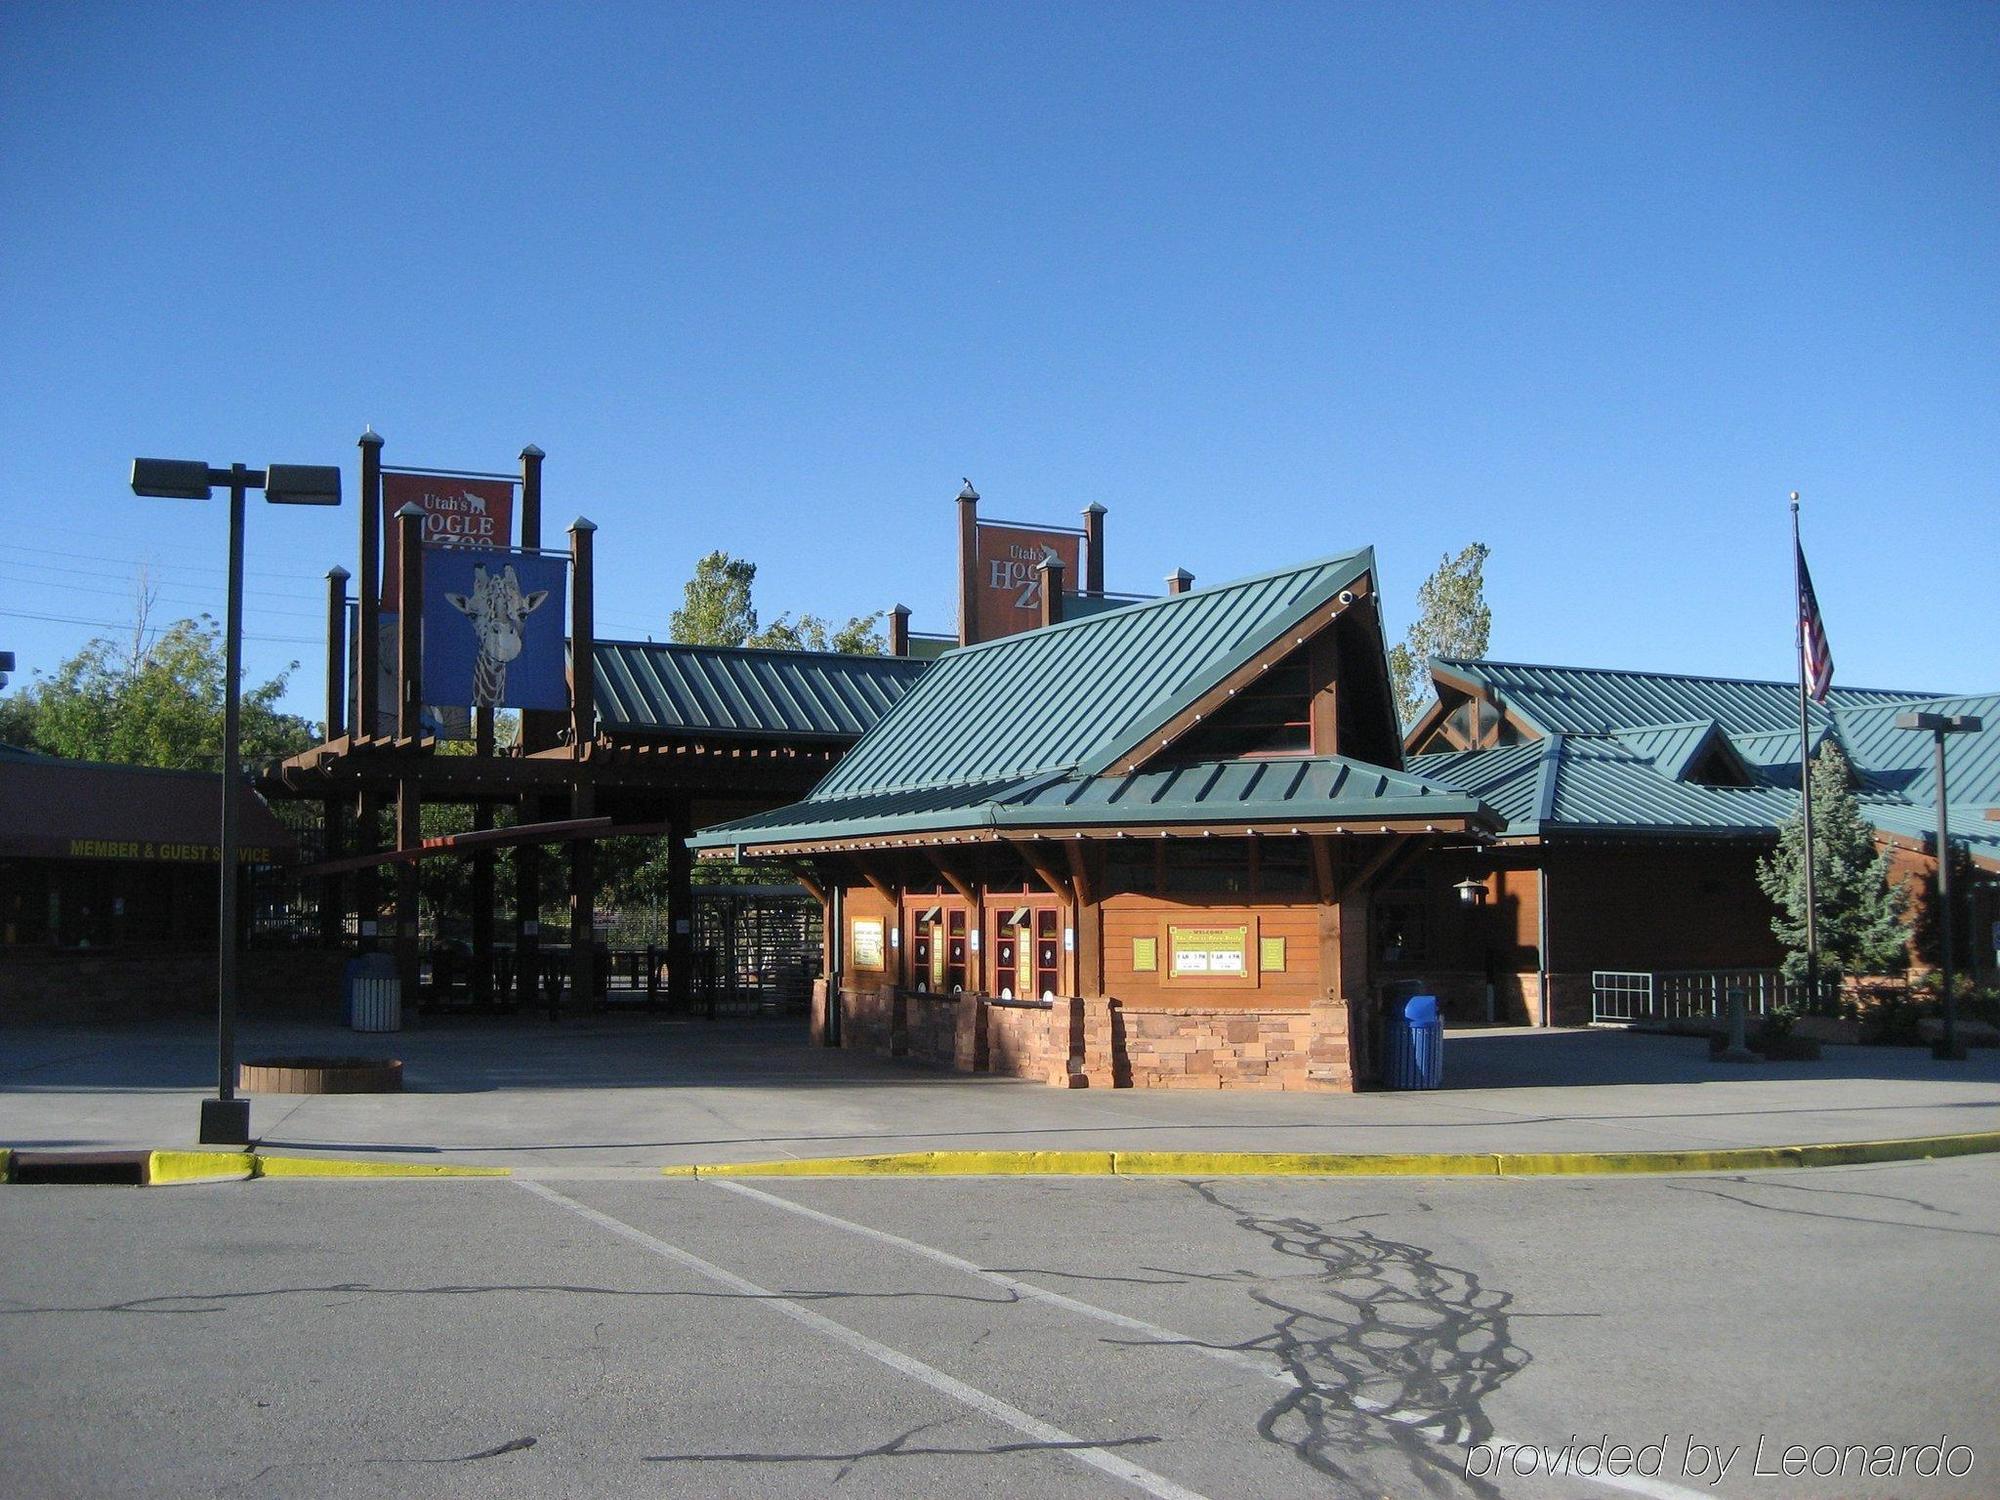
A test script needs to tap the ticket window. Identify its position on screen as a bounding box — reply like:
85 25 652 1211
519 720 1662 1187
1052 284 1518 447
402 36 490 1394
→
909 908 939 992
993 908 1031 999
946 909 969 993
1035 909 1061 1000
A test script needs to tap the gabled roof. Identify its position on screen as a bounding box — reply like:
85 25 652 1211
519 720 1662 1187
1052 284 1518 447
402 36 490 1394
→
812 549 1378 799
1608 719 1753 785
1429 657 1932 739
1832 693 2000 807
690 548 1501 852
692 754 1493 852
1411 674 2000 868
591 641 931 741
1727 722 1841 778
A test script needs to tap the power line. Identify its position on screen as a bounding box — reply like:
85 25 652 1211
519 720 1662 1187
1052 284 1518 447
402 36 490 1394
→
0 555 329 607
0 606 320 647
0 569 323 621
0 540 331 583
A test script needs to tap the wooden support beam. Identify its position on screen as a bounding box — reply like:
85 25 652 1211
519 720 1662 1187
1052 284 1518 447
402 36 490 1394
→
1335 834 1416 902
1309 835 1337 906
923 850 979 908
1013 841 1073 903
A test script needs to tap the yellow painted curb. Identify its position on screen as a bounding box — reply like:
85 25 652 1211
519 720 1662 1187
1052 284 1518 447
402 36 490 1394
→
148 1150 256 1185
658 1130 2000 1180
0 1149 11 1184
253 1155 510 1179
1115 1150 1496 1177
685 1150 1118 1177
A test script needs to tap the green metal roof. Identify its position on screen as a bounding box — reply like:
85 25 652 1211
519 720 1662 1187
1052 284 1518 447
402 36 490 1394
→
812 549 1378 799
691 753 1494 850
1411 674 2000 866
591 640 931 741
1431 657 1932 738
1608 720 1749 784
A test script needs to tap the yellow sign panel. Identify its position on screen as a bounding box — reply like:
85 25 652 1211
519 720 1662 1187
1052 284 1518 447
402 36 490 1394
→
1260 936 1287 972
851 918 885 970
1132 936 1158 972
1169 925 1249 977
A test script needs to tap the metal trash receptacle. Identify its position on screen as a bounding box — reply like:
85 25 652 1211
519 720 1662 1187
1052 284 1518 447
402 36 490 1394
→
344 952 402 1033
1383 993 1443 1090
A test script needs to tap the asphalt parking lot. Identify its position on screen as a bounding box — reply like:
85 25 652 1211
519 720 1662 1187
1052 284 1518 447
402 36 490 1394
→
5 1157 1996 1499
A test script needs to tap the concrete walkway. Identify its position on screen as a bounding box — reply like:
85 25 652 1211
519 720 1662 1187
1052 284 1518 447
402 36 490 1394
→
4 1016 1998 1172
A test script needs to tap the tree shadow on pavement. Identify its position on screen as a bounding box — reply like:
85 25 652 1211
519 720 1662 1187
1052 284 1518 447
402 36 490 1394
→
1180 1181 1530 1499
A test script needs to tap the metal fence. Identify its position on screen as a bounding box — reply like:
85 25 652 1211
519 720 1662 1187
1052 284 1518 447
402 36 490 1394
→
1591 969 1799 1025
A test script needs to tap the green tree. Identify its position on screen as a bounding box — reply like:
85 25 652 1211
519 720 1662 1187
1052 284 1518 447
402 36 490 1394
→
1387 542 1492 732
671 551 761 646
0 690 38 751
1756 743 1909 1003
5 616 314 769
669 550 882 654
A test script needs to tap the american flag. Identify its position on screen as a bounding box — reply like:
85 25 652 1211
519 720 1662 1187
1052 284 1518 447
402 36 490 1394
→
1797 544 1834 703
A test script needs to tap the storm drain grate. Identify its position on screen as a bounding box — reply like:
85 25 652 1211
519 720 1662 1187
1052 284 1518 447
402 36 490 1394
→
10 1151 150 1185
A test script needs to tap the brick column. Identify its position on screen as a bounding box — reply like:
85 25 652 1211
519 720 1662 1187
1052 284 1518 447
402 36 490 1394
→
1052 996 1116 1087
883 982 907 1058
954 994 988 1073
810 977 831 1048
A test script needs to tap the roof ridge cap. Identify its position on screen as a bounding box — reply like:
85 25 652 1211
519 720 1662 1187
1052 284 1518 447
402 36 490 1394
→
594 637 928 665
937 547 1373 661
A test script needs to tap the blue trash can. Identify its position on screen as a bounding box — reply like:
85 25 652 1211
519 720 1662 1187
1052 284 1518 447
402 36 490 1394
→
1383 993 1444 1090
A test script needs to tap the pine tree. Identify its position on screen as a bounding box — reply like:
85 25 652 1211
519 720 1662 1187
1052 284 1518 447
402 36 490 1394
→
1756 743 1909 1004
1387 542 1492 731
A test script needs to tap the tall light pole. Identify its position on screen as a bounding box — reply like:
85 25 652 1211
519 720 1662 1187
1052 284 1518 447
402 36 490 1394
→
130 458 342 1143
1895 710 1984 1061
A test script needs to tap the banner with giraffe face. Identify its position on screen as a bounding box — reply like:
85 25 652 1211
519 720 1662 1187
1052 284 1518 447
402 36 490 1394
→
422 547 569 711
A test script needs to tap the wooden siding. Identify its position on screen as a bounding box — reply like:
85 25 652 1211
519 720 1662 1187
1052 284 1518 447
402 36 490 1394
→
1101 894 1323 1010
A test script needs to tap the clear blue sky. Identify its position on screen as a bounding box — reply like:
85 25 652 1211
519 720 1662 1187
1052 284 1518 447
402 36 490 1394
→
2 1 1994 722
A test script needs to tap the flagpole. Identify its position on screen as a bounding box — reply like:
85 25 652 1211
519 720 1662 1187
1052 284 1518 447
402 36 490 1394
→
1791 491 1821 1010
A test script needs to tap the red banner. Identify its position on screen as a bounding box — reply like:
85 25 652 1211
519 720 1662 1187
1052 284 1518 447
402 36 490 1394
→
380 472 515 604
973 523 1083 641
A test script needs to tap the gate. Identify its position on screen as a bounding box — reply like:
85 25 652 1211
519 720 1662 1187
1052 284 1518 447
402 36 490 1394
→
1591 971 1654 1024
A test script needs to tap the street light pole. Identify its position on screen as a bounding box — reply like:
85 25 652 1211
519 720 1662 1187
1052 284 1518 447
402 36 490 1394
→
216 466 248 1132
1896 710 1984 1062
131 457 341 1144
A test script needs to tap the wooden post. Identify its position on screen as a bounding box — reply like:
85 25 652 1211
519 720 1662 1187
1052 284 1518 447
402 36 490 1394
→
354 791 379 953
1308 624 1341 756
324 566 349 741
889 604 910 658
957 479 980 647
1038 554 1065 629
514 444 547 1003
518 444 558 755
515 797 540 1008
567 516 598 1015
667 792 694 1013
356 429 383 737
470 711 495 1005
320 566 350 947
1082 502 1105 596
393 501 425 1003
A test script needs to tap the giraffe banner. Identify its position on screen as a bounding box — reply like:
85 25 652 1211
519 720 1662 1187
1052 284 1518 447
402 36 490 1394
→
421 547 569 711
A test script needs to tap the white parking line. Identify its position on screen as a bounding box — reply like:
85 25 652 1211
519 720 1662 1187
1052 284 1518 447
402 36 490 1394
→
514 1179 1213 1500
708 1177 1713 1500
